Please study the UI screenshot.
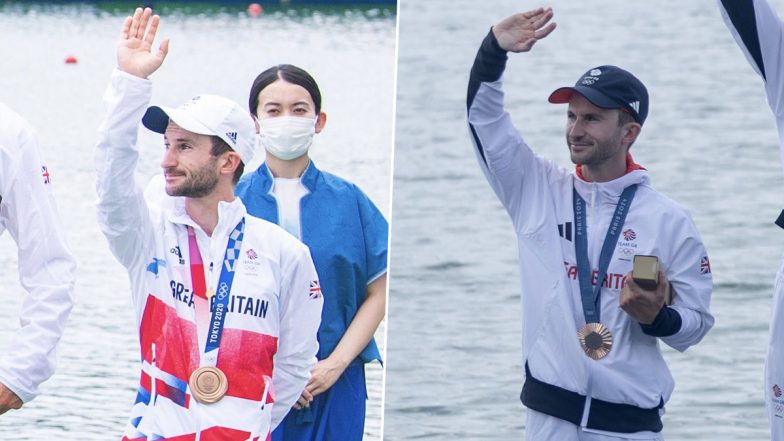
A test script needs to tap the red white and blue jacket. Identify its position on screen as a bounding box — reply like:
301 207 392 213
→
96 69 323 441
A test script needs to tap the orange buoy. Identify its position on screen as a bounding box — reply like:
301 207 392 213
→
64 55 78 64
247 3 263 17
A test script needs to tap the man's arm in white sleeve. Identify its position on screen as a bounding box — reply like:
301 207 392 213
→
270 244 323 429
0 125 76 405
718 0 784 115
94 68 157 271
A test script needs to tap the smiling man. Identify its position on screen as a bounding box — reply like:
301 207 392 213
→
466 7 714 440
95 8 322 440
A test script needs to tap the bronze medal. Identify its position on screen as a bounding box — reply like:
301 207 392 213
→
577 322 613 360
189 366 228 404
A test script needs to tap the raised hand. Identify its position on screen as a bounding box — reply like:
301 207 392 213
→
117 7 169 79
493 7 556 53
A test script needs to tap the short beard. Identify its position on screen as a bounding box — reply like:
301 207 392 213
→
165 158 220 198
568 132 625 168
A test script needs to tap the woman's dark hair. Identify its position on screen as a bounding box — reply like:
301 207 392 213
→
248 64 322 117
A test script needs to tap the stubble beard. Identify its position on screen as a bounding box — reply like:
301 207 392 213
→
165 158 220 198
568 133 624 169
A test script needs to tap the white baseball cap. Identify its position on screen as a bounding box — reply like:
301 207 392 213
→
142 94 257 165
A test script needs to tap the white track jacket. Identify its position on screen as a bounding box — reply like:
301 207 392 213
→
718 1 784 439
95 69 322 440
467 31 714 429
0 103 76 403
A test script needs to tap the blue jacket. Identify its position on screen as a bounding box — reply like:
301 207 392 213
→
236 161 387 364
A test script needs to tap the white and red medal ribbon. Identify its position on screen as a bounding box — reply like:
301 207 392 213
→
186 220 245 403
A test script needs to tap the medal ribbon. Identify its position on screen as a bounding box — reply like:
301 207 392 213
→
573 185 637 324
187 218 245 366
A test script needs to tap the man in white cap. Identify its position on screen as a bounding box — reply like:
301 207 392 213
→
95 8 322 440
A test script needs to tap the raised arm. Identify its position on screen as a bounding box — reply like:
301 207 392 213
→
467 8 562 231
718 0 784 115
467 8 556 117
95 8 168 271
117 7 169 79
493 7 556 53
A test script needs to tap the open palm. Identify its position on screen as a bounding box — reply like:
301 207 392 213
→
117 7 169 78
493 7 556 53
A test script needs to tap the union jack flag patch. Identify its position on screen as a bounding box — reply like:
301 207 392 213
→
41 165 51 184
700 256 711 275
309 280 322 299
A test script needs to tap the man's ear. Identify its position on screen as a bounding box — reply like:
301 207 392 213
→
622 123 641 147
221 151 243 176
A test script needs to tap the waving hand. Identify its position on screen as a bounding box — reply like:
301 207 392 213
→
117 7 169 78
493 7 556 53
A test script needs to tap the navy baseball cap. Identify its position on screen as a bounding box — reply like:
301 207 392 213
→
548 65 649 125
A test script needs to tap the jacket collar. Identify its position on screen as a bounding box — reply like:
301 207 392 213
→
575 153 645 181
573 153 650 199
256 160 321 194
167 196 247 238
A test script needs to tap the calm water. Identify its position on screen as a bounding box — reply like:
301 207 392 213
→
0 4 395 440
388 1 784 440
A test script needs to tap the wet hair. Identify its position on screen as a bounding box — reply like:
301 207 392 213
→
211 136 244 184
248 64 322 116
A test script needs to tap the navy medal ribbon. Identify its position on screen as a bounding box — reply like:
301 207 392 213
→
573 184 636 359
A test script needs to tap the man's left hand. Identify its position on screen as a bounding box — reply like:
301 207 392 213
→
620 271 667 324
0 383 23 416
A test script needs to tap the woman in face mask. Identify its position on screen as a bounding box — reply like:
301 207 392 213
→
235 64 388 441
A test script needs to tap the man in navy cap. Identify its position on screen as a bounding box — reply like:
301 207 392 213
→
466 7 714 440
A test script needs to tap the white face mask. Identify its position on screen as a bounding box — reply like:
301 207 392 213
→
258 116 316 161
